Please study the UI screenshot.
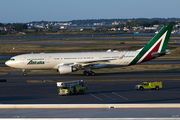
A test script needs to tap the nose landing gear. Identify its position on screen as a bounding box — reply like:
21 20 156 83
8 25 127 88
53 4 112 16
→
22 69 27 76
22 73 27 76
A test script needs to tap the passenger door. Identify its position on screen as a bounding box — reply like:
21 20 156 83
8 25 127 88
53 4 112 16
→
45 56 51 63
20 57 26 63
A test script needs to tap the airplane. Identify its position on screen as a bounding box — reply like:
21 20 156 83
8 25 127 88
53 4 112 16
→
5 25 173 76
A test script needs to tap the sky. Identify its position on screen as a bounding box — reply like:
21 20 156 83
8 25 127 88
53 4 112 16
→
1 0 180 23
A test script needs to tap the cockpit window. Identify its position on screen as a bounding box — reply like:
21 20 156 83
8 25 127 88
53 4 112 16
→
10 58 15 61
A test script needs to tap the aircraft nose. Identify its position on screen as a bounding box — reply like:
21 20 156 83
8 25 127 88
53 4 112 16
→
5 60 11 66
5 59 19 68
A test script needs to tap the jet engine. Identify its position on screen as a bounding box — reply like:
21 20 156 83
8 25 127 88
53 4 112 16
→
58 65 77 74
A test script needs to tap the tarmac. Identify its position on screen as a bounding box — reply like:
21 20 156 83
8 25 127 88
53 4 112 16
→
1 72 180 83
1 63 180 118
1 76 180 119
1 78 180 104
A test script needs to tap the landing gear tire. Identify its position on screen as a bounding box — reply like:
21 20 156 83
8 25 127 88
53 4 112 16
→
91 72 95 76
83 71 95 76
85 72 90 76
83 71 87 75
23 73 27 76
83 71 89 76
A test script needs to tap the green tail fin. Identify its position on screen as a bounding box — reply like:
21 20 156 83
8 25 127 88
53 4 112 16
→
130 25 173 65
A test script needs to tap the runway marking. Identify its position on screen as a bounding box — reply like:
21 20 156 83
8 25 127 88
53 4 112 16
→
98 92 115 100
112 92 128 100
89 93 103 101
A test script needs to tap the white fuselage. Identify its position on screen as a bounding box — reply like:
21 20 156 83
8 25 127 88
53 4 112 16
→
5 51 140 70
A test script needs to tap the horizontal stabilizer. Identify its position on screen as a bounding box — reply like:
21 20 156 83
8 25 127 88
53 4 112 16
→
151 52 167 57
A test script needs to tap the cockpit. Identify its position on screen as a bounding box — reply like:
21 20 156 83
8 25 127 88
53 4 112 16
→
10 58 15 61
5 57 18 68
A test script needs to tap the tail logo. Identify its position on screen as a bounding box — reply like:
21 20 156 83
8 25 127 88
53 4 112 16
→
138 31 168 63
129 25 173 65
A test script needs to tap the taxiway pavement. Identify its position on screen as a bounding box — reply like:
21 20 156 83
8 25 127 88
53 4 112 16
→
0 78 180 104
1 72 180 82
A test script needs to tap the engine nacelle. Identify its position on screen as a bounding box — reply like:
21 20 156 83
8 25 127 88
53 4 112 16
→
58 65 77 74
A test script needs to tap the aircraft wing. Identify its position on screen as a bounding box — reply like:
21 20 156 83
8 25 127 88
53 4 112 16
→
61 55 124 67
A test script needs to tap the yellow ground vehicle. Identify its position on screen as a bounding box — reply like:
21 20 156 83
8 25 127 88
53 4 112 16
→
57 80 87 95
135 81 162 90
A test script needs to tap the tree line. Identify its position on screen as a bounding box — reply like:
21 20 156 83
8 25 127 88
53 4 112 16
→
28 18 180 26
115 20 177 28
0 23 27 31
1 17 180 35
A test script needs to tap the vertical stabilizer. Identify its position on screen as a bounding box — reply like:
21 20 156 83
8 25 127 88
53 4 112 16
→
130 25 173 65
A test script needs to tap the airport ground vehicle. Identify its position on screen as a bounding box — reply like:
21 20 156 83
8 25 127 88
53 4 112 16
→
57 80 87 95
135 82 162 90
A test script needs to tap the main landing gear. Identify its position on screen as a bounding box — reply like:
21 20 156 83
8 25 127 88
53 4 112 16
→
83 71 95 76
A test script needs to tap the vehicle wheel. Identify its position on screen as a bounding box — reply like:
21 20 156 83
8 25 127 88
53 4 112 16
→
69 91 72 95
80 90 83 94
78 90 81 94
140 87 143 91
81 90 84 94
155 86 159 90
